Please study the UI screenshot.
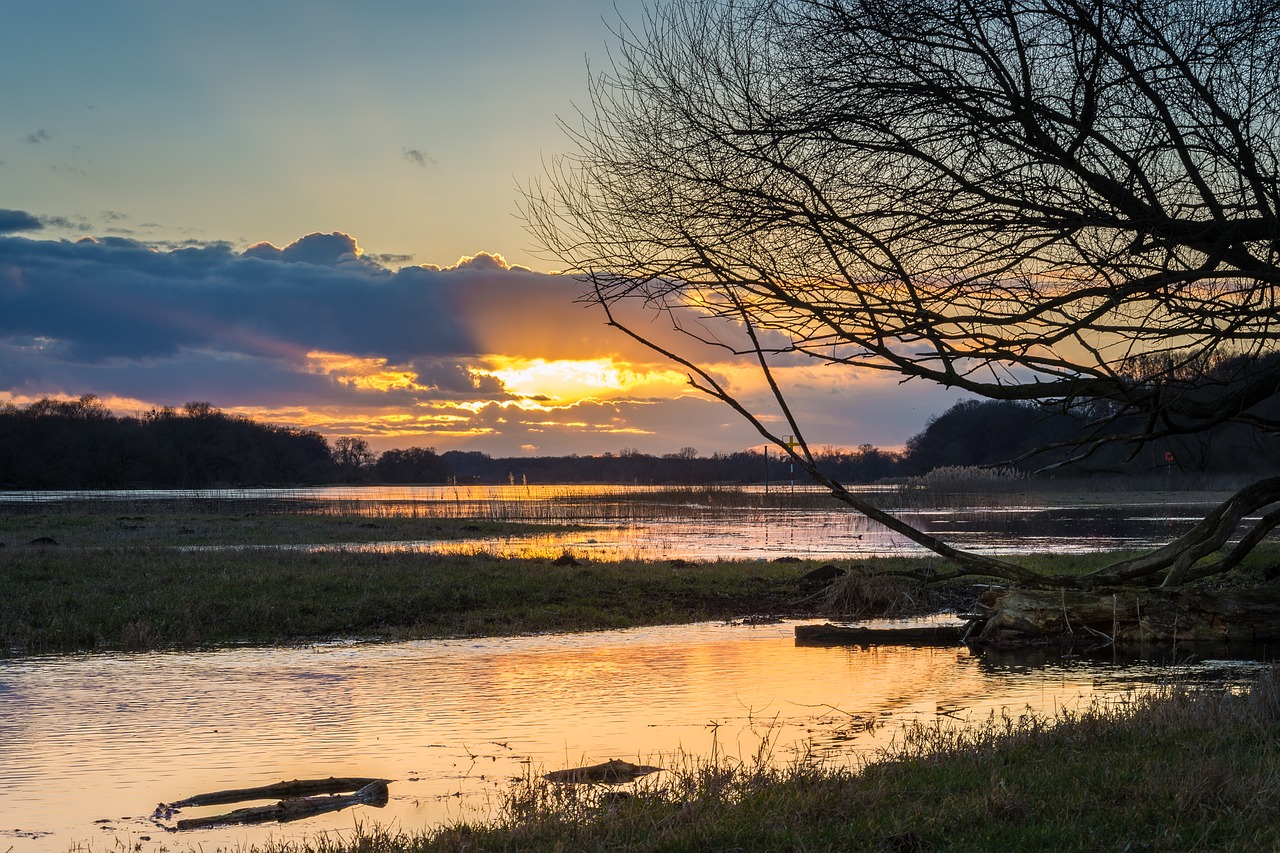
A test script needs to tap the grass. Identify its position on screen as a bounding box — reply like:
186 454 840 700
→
5 494 1278 652
0 502 571 547
214 669 1280 853
17 496 1280 850
4 536 1149 653
0 546 821 651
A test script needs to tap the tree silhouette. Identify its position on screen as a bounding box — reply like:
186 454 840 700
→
332 437 375 482
527 0 1280 587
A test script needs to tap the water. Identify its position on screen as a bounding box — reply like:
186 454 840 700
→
0 622 1268 853
1 484 1236 560
1 486 1272 851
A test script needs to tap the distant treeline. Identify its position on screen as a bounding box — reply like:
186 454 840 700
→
0 397 337 489
2 394 1277 489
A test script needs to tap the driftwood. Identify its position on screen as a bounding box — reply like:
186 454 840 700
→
170 776 390 807
975 584 1280 648
168 778 389 830
794 622 964 646
543 759 661 784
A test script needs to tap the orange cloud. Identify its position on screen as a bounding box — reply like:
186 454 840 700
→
305 350 428 393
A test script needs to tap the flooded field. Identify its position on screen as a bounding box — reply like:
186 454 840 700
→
2 620 1267 853
1 484 1273 851
0 483 1236 560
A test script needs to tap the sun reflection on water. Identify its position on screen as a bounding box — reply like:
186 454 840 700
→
0 620 1263 852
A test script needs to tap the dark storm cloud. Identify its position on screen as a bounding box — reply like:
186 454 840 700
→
0 209 42 234
0 232 653 376
0 230 881 453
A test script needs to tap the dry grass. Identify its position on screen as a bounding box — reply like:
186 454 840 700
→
234 669 1280 852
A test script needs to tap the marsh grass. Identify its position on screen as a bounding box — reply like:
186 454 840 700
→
0 499 583 548
0 546 812 652
233 670 1280 852
7 534 1278 653
7 495 1280 652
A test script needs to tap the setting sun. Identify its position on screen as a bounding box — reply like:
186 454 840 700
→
473 357 689 404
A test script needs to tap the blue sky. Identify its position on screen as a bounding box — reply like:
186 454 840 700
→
0 1 962 456
2 0 633 267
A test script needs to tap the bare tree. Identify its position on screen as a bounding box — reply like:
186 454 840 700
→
332 436 375 481
527 0 1280 589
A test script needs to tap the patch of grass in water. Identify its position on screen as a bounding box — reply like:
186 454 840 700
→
0 504 570 547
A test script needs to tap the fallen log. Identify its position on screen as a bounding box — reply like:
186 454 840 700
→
543 759 661 784
174 780 389 829
975 584 1280 648
170 776 390 808
794 622 965 646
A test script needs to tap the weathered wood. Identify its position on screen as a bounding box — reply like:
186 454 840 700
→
543 759 661 784
794 622 965 646
975 584 1280 647
174 780 389 829
170 776 390 807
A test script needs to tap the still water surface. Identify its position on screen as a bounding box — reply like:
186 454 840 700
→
0 621 1268 852
1 484 1233 559
1 486 1271 851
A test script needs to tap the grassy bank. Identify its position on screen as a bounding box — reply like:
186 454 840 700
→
5 526 1275 653
217 670 1279 853
1 547 811 651
6 499 1277 653
3 544 1140 654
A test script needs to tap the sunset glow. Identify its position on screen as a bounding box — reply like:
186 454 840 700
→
0 0 965 457
474 357 690 403
306 351 428 393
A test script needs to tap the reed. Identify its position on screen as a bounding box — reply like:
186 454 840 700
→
228 669 1280 852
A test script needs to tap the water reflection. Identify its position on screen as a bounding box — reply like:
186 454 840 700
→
0 484 1241 559
0 621 1268 853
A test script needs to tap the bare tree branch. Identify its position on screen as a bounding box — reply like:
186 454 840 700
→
525 0 1280 587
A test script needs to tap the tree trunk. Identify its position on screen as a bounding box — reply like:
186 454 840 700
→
794 623 964 646
976 585 1280 647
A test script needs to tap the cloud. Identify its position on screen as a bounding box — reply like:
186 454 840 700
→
0 209 42 235
0 230 662 375
369 252 414 267
39 214 94 232
0 230 961 454
444 251 517 272
243 231 375 268
403 148 435 167
24 129 51 144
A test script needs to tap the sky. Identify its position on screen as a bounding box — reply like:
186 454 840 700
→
0 1 964 457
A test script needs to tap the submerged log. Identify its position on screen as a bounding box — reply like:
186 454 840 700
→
174 780 389 829
794 622 965 646
170 776 390 808
976 584 1280 648
543 759 662 784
